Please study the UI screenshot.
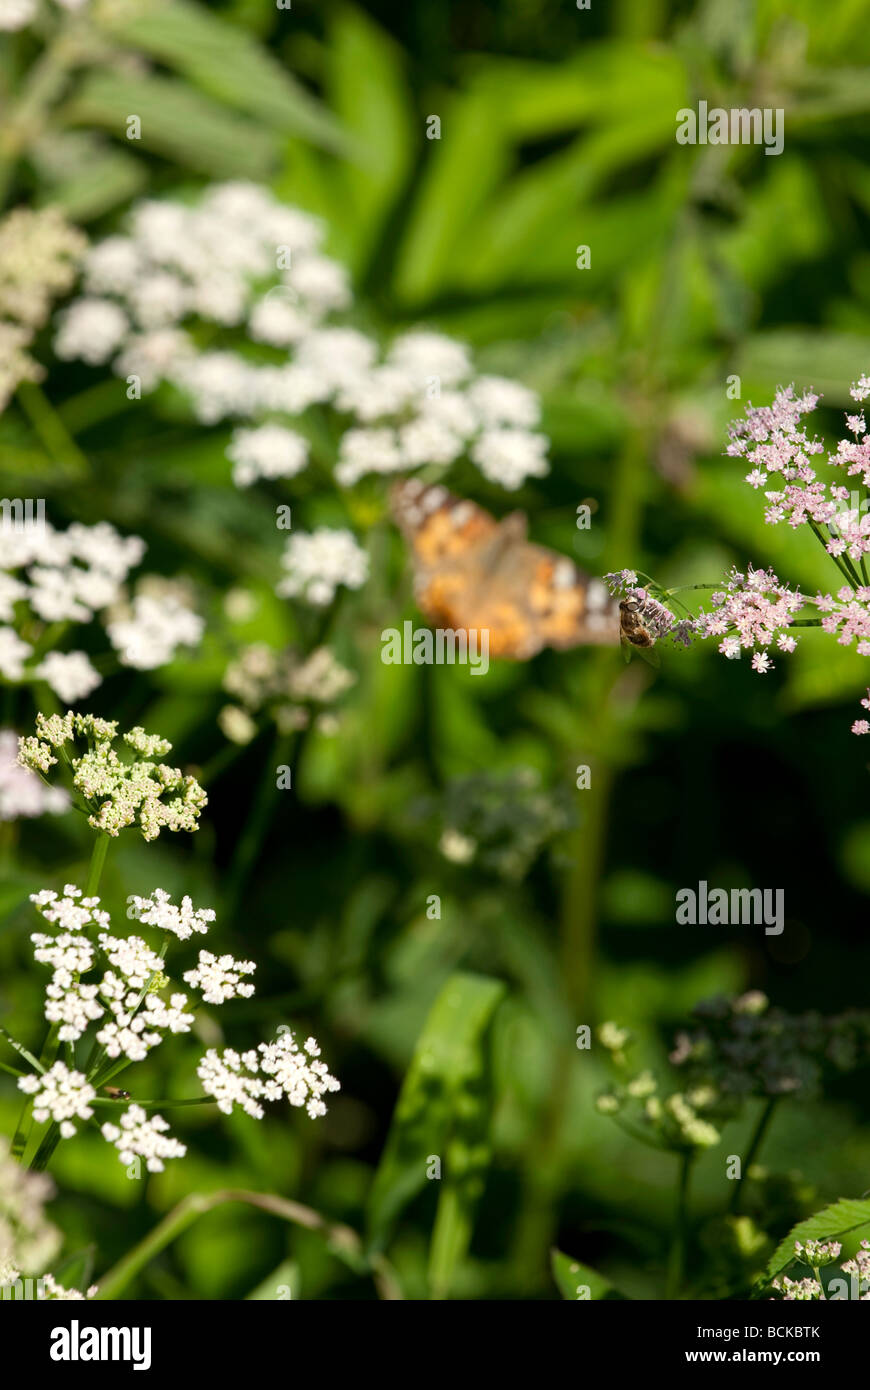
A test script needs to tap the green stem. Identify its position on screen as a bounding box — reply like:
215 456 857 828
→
84 832 110 897
666 1152 694 1299
730 1097 778 1214
0 19 87 208
24 834 112 1171
224 729 294 913
90 1097 215 1111
95 1190 402 1301
0 1025 44 1075
15 382 90 480
808 518 856 590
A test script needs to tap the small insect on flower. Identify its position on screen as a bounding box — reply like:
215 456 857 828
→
618 588 674 667
102 1087 131 1100
619 595 657 649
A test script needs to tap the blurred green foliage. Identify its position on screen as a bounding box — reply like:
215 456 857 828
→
1 0 870 1300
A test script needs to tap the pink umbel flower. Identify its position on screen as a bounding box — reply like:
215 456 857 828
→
696 566 805 670
613 375 870 736
728 380 870 565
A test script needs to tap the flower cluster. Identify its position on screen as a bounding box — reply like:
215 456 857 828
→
669 991 870 1100
412 767 576 880
596 991 870 1157
0 0 87 31
10 878 338 1174
0 1141 61 1280
197 1033 340 1120
277 528 369 607
595 1023 722 1152
695 566 807 672
603 572 694 649
603 378 870 728
610 376 870 731
0 1138 97 1297
727 383 870 570
55 182 554 501
18 712 207 840
0 205 86 410
0 516 203 699
100 1107 186 1174
0 728 68 820
220 641 356 744
18 1063 96 1140
772 1240 870 1300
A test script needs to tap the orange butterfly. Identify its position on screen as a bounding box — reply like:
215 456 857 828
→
390 479 620 660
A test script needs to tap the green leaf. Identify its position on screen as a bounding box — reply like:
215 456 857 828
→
760 1197 870 1288
551 1249 628 1300
326 5 414 272
245 1260 299 1301
97 0 345 152
366 971 506 1295
37 149 147 222
737 331 870 404
392 88 511 305
65 73 278 179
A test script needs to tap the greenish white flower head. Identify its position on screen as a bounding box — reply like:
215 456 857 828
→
18 712 207 841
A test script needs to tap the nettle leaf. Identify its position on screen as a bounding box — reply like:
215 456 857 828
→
761 1197 870 1288
551 1250 628 1300
366 971 506 1294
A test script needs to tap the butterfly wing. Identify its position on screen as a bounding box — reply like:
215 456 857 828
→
390 479 620 659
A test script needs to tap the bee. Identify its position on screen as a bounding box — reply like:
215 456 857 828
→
102 1087 131 1100
619 591 663 667
619 595 656 649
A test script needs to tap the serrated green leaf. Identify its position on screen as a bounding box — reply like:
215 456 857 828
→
762 1197 870 1287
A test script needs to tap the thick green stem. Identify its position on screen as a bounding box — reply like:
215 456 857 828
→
84 832 111 897
666 1152 694 1299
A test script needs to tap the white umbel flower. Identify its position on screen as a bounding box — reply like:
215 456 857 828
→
468 375 541 429
471 428 550 489
0 730 68 821
183 950 256 1004
34 651 101 703
277 527 369 606
127 887 215 940
0 627 32 680
29 885 109 933
101 1106 186 1173
107 593 204 669
197 1031 338 1120
54 299 129 365
0 0 37 31
17 1063 96 1139
335 427 403 486
226 423 309 488
387 330 472 387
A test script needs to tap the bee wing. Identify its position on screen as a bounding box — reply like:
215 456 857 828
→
621 637 661 669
